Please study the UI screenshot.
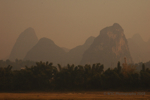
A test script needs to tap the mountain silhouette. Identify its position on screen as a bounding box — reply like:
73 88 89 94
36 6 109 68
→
9 27 38 61
128 33 150 63
80 23 133 69
65 36 95 65
24 37 66 65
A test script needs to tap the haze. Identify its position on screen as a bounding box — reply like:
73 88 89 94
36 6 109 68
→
0 0 150 60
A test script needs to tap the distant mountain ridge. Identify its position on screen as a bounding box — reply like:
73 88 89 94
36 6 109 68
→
9 27 95 66
24 36 95 66
10 24 150 69
9 27 38 61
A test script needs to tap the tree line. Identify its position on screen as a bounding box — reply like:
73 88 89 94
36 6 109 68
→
0 61 150 92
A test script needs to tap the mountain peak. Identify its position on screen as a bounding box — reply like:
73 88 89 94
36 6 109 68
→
100 23 124 36
132 33 144 43
80 24 132 69
25 27 34 30
112 23 123 31
9 28 38 61
38 37 55 46
22 27 36 35
113 23 121 27
132 33 142 39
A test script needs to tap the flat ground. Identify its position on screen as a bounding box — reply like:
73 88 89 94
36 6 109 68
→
0 92 149 100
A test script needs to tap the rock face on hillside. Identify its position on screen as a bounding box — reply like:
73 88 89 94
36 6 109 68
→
65 36 95 65
24 37 66 65
128 34 150 63
80 23 132 69
9 27 38 61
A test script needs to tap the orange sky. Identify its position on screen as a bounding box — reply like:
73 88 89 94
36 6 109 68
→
0 0 150 60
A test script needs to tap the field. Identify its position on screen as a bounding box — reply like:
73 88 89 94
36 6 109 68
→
0 92 150 100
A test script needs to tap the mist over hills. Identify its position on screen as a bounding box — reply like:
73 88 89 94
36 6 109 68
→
80 23 132 69
65 36 95 65
128 34 150 63
8 23 150 69
24 36 95 66
24 37 66 65
9 27 38 61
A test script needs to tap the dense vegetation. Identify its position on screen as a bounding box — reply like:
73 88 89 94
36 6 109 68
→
0 61 150 92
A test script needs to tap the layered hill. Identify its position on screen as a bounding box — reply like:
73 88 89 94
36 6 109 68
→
80 23 133 69
9 27 38 61
24 37 66 65
128 34 150 63
65 36 95 65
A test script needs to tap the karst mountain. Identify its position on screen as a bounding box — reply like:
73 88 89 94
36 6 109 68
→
128 34 150 63
9 23 145 69
80 23 133 69
9 27 38 61
24 37 66 65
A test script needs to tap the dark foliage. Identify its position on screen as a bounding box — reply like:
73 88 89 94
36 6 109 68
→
0 61 150 92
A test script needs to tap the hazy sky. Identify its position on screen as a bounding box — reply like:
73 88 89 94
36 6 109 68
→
0 0 150 60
